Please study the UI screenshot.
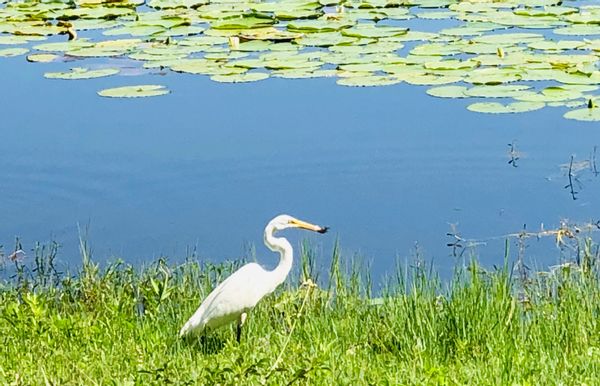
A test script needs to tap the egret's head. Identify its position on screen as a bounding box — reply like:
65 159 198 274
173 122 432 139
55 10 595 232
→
267 214 328 234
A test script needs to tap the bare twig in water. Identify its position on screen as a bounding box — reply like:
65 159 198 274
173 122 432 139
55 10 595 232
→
508 141 520 168
564 155 579 201
446 223 466 258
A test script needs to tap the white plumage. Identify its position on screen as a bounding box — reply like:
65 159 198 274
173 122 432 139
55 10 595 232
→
179 214 327 341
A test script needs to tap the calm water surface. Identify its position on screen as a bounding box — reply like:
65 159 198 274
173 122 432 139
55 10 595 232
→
1 46 599 278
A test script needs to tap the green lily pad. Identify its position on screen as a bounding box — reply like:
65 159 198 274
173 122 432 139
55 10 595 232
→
554 71 600 85
426 85 468 98
405 74 462 85
0 35 46 45
410 42 464 56
272 69 338 79
528 40 586 51
341 25 409 38
104 25 166 37
210 72 269 83
415 11 457 20
381 31 439 42
212 17 275 30
287 19 354 33
0 47 28 57
548 100 586 108
26 53 59 63
33 40 94 52
330 41 403 54
98 85 170 98
554 25 600 36
563 107 600 122
439 26 488 37
423 59 479 70
467 101 545 114
515 86 583 103
337 75 402 87
473 33 544 45
465 68 522 85
45 67 120 80
464 85 531 98
296 32 356 47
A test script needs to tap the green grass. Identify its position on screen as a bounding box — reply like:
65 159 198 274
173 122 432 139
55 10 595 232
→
1 238 600 385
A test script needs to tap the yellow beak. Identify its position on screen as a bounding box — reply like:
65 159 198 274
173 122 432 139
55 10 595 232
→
290 218 328 234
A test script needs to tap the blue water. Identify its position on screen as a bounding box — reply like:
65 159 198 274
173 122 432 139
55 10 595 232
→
1 46 599 279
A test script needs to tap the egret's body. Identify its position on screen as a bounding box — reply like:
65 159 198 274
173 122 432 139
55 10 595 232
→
179 214 327 341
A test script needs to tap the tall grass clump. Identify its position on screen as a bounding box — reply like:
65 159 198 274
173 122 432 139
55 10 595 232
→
1 236 600 384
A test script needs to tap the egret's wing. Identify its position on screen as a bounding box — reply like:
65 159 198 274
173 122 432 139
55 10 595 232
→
179 263 268 336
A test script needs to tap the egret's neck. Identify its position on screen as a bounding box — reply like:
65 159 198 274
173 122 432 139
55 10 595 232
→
264 227 293 289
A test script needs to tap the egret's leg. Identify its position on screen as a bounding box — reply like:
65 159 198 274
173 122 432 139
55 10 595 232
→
237 312 248 343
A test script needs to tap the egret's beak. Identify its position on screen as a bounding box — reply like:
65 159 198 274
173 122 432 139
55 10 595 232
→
290 219 329 234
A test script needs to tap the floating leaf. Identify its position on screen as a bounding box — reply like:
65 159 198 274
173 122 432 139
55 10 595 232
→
473 33 544 45
563 107 600 122
0 35 46 45
104 25 166 37
45 67 120 80
465 68 522 85
33 40 93 52
26 53 59 63
211 72 269 83
515 86 583 103
464 85 531 98
405 74 462 85
212 17 275 30
528 40 586 51
98 85 170 98
554 25 600 36
467 101 545 114
0 47 28 57
337 75 401 87
341 25 409 38
287 19 353 33
426 85 468 98
415 11 457 20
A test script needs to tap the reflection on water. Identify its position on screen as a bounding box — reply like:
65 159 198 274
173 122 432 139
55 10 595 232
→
1 53 599 279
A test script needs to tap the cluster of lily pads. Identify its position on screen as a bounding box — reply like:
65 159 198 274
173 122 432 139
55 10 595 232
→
0 0 598 120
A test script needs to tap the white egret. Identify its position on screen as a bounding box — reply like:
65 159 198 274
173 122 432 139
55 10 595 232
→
179 214 328 342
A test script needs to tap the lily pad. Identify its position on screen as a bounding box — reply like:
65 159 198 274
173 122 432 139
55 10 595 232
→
464 85 531 98
554 25 600 36
211 17 275 30
26 53 59 63
563 107 600 122
426 85 468 98
0 35 46 45
45 67 120 80
341 25 409 38
337 75 402 87
0 47 29 57
210 72 269 83
287 19 354 33
467 101 545 114
98 85 170 98
528 40 586 51
473 33 544 45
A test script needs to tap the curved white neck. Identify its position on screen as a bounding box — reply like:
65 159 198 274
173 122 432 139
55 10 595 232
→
264 226 293 290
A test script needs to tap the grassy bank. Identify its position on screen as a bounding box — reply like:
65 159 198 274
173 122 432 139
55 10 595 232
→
1 239 600 385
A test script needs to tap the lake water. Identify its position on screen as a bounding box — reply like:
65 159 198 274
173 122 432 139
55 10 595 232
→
1 25 599 279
